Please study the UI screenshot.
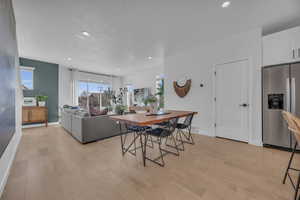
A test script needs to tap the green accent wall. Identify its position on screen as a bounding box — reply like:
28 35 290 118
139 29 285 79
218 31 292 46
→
20 58 59 123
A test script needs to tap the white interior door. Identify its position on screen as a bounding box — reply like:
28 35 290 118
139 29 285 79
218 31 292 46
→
215 59 249 142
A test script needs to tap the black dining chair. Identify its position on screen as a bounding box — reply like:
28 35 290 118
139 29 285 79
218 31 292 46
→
121 110 153 156
144 117 180 167
123 123 153 156
176 114 195 147
155 121 169 127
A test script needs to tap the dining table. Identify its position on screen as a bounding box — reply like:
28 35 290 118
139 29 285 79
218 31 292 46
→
110 110 197 166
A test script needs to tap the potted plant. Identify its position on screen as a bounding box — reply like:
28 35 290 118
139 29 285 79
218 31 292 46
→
36 95 48 107
144 95 158 113
155 80 164 109
115 105 126 115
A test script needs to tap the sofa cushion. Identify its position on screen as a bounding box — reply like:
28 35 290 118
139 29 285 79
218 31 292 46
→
75 110 90 117
90 108 108 116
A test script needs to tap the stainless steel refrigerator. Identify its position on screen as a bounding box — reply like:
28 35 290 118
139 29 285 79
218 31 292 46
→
263 63 300 149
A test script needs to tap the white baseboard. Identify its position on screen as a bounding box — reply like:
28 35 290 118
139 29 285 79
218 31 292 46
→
22 122 59 129
191 126 212 137
0 130 22 197
249 139 263 147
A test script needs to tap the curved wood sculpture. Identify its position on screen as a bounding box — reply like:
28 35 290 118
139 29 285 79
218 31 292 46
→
173 79 192 98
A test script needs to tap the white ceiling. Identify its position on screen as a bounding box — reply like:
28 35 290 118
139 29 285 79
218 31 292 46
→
13 0 300 76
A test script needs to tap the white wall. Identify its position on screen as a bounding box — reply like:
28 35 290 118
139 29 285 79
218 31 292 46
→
123 66 164 94
59 66 73 107
164 28 263 146
59 66 123 107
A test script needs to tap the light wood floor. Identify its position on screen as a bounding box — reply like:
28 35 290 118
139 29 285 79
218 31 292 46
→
1 125 298 200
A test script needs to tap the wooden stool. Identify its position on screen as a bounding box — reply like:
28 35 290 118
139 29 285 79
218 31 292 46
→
282 111 300 200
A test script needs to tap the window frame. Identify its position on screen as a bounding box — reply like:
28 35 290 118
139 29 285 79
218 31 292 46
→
20 66 35 90
77 80 112 109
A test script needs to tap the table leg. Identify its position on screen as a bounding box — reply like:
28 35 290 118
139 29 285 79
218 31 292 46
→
119 122 125 155
143 132 149 167
137 132 148 167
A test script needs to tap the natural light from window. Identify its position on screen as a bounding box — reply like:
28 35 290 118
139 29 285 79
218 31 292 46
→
20 67 34 90
78 81 111 110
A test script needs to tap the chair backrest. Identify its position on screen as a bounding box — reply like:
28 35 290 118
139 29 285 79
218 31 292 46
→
282 111 300 143
183 114 194 127
168 117 179 133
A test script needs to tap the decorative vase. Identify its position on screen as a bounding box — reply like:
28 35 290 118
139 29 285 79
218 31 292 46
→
38 101 46 107
150 103 158 113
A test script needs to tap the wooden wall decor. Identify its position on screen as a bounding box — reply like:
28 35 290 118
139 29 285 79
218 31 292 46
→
173 79 192 98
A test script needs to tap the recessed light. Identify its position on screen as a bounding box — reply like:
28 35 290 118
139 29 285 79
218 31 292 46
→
67 57 72 61
222 1 231 8
82 31 90 37
148 56 153 60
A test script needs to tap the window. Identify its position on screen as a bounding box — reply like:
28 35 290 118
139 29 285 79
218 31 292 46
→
155 76 164 108
126 85 134 107
77 81 111 110
20 67 34 90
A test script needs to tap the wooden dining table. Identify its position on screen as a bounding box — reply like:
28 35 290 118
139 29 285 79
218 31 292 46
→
110 110 197 166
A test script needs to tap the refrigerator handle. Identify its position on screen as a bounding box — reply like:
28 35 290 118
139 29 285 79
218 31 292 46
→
286 78 290 111
291 77 296 114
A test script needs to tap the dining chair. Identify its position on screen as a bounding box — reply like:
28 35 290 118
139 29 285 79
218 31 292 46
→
176 113 195 146
155 121 170 127
282 111 300 200
123 123 154 156
144 117 180 167
122 111 154 155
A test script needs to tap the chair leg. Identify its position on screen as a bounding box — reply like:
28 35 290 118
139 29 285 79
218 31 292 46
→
177 129 185 151
294 172 300 200
124 132 141 156
171 133 180 155
144 136 166 167
139 133 145 156
133 132 137 155
147 135 154 148
165 132 183 152
158 137 165 167
165 135 169 145
187 126 195 144
283 142 298 184
180 127 195 145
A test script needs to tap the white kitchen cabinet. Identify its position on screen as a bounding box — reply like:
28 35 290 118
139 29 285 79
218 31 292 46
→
263 26 300 66
290 27 300 62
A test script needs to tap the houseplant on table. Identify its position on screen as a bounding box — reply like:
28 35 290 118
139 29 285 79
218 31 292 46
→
155 79 164 109
115 105 127 115
144 95 158 113
36 95 48 107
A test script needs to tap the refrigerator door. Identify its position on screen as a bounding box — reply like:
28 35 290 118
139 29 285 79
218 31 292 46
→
290 63 300 148
263 65 291 148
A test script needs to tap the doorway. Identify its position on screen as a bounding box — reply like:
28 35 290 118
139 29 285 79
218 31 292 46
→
213 59 250 142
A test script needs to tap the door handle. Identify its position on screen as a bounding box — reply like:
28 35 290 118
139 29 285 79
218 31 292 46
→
293 49 296 59
239 103 249 107
291 77 296 114
286 78 291 111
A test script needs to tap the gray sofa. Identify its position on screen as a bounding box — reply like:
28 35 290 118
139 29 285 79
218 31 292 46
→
60 109 121 144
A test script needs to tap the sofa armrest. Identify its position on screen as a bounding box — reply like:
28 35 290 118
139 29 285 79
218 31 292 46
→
71 115 83 142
